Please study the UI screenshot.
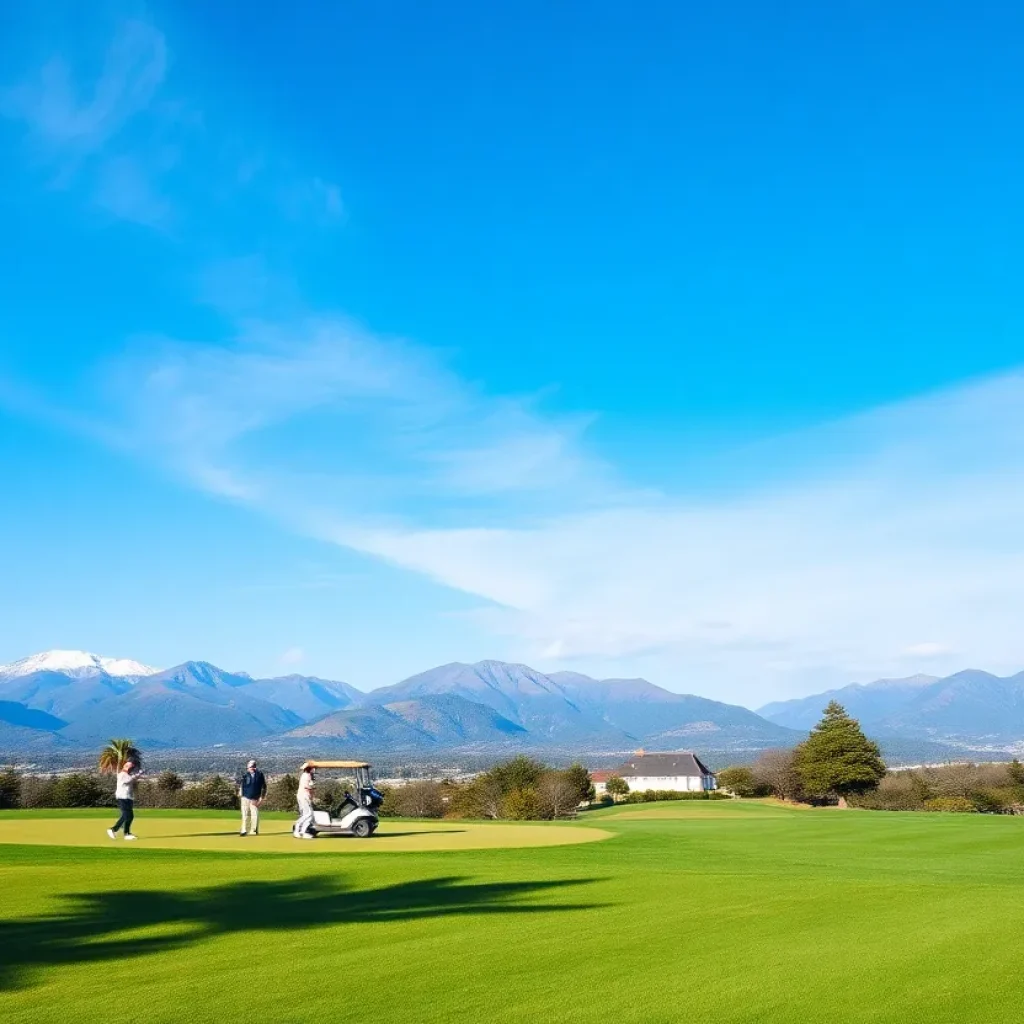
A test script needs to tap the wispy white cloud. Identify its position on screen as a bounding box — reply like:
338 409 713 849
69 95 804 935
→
342 372 1024 698
274 174 346 227
900 642 956 659
97 313 603 523
1 20 167 158
1 17 182 227
66 298 1024 703
8 289 1024 703
279 646 305 667
2 16 343 238
94 153 173 227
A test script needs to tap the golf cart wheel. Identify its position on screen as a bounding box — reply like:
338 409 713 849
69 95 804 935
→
352 819 373 839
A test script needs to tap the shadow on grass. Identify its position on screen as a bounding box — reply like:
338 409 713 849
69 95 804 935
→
0 874 602 991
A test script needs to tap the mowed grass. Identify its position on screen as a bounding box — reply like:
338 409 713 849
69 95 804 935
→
0 813 612 853
2 803 1023 1024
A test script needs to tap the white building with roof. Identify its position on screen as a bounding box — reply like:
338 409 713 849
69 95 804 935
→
592 751 717 794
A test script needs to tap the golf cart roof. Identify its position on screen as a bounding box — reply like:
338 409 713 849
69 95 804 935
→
300 760 370 770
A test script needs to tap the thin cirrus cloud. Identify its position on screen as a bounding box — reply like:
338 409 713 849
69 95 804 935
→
279 647 306 668
98 314 606 519
1 16 342 234
1 19 167 158
88 316 1024 700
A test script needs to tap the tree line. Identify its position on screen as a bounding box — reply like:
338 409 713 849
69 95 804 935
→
717 701 886 805
852 760 1024 813
0 754 599 820
716 701 1024 813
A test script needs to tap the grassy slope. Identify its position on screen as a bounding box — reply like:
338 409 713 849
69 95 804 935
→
2 802 1023 1024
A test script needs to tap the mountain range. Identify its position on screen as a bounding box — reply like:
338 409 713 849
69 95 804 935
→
759 670 1024 747
0 650 799 756
3 650 1023 760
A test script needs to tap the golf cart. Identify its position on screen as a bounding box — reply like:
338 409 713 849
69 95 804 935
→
302 760 383 839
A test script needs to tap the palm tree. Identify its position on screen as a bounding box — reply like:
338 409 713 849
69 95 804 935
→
98 738 141 774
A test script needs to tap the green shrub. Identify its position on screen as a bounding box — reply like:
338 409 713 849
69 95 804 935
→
0 769 22 809
851 771 932 811
381 780 445 818
51 773 105 807
623 789 728 804
565 763 596 804
716 766 768 797
178 775 238 810
605 776 629 799
19 776 58 808
157 771 184 794
502 786 541 820
488 756 546 794
261 774 299 812
923 796 977 813
968 787 1020 814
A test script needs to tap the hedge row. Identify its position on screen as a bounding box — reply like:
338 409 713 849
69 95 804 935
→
621 789 730 804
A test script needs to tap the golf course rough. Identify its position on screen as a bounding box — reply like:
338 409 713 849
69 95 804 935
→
2 801 1023 1024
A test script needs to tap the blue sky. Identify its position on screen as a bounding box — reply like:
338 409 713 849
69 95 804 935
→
2 0 1024 705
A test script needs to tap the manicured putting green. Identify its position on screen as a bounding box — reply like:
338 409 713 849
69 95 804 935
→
0 815 613 853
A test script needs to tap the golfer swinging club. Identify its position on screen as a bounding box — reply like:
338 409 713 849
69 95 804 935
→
107 759 142 841
293 763 316 839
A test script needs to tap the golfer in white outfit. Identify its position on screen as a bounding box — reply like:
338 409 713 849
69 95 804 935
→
294 765 316 839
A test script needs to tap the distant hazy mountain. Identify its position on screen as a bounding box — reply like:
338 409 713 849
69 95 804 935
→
370 661 632 745
0 700 67 751
550 671 801 748
240 675 364 722
880 670 1024 744
760 670 1024 745
0 700 65 732
11 646 1023 757
0 670 135 721
286 694 527 750
0 721 65 750
60 661 301 748
758 675 939 731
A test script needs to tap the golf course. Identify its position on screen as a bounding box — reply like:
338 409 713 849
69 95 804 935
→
2 801 1023 1024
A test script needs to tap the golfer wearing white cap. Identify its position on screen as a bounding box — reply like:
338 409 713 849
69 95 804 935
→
238 759 267 836
293 763 316 839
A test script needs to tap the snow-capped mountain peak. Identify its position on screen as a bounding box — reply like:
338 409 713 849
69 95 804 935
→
0 650 160 681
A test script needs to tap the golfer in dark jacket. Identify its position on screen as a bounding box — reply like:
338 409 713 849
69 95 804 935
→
238 759 267 836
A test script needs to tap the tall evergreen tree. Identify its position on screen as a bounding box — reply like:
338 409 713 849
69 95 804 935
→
795 701 885 805
563 762 596 804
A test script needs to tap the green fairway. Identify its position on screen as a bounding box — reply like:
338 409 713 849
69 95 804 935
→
2 802 1023 1024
